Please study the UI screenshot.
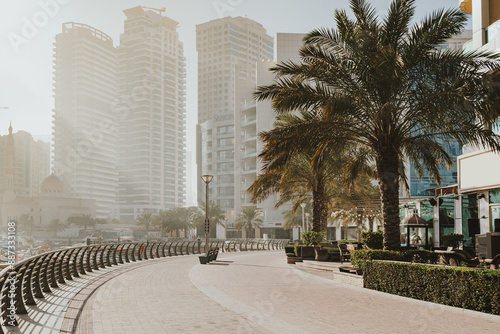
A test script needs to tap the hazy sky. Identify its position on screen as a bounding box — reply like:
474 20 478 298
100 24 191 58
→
0 0 467 147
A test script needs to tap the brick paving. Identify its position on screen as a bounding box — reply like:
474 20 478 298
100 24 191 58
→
8 250 500 333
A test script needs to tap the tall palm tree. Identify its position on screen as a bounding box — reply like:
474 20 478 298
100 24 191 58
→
136 212 154 241
68 214 96 231
251 111 373 233
169 207 198 238
154 210 175 237
193 202 226 238
235 207 264 238
48 218 65 235
255 0 500 249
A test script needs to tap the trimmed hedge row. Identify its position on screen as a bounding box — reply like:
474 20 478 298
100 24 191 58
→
351 249 438 269
364 261 500 315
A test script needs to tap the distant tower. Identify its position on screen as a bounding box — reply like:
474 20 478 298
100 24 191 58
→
52 22 118 218
5 122 14 190
196 17 273 224
116 6 186 221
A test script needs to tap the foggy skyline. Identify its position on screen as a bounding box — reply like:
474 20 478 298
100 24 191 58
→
0 0 467 205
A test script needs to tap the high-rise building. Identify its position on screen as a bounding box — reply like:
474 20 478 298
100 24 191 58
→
196 17 273 232
399 30 472 198
52 22 118 219
456 0 500 250
116 7 186 221
0 123 50 225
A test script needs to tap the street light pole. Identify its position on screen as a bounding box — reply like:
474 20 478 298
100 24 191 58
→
201 175 213 256
305 213 310 232
300 203 306 241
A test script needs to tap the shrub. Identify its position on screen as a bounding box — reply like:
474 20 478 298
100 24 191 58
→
350 249 438 269
293 245 302 257
441 233 464 248
364 261 500 315
301 231 325 246
361 230 383 249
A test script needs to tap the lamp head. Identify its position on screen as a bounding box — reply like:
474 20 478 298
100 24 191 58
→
300 203 306 208
201 174 213 184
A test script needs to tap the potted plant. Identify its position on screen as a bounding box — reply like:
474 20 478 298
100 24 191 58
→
301 231 325 259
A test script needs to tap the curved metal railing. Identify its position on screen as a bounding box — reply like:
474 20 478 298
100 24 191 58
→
0 238 287 331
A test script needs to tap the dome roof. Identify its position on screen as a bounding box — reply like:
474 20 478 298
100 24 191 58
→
41 173 64 194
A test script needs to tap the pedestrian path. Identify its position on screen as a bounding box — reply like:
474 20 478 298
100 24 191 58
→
9 250 500 333
76 251 500 333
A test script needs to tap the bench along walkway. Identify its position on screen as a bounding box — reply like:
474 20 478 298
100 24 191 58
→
73 251 500 333
0 239 286 333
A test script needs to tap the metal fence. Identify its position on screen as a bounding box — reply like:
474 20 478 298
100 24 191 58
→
0 238 287 331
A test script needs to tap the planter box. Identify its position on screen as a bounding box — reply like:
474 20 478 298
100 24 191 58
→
287 257 303 264
301 246 316 259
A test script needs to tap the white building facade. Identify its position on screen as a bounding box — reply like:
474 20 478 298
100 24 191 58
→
52 22 118 219
115 7 187 221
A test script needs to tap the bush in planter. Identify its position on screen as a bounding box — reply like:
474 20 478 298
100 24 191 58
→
364 261 500 315
441 233 464 248
361 230 383 249
293 245 303 257
301 231 325 246
350 249 438 269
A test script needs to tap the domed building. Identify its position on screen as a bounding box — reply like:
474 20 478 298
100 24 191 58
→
40 173 65 195
2 173 96 228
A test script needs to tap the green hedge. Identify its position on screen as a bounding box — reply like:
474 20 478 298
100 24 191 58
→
350 249 438 269
361 230 383 249
364 261 500 315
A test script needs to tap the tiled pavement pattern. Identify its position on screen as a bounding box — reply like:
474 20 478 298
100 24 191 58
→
8 251 500 333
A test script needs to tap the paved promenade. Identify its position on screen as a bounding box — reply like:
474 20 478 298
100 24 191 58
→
9 250 500 333
76 251 500 333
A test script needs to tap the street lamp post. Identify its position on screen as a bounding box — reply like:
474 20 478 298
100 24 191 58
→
201 175 213 256
300 203 306 240
305 213 310 232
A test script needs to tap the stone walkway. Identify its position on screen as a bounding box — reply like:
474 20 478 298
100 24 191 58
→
7 250 500 333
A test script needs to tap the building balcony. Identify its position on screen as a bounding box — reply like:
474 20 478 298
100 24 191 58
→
486 19 500 44
463 39 473 53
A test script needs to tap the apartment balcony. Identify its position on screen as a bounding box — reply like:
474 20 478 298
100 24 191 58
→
486 19 500 44
463 39 473 53
241 115 257 127
240 134 257 144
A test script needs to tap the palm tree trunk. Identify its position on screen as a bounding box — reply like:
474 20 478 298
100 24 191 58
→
377 149 401 250
312 177 328 233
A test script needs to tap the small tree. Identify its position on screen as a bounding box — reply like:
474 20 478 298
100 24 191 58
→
136 212 154 241
235 207 263 238
48 218 65 235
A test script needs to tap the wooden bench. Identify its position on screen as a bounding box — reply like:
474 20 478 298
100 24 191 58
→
199 248 214 264
199 247 220 264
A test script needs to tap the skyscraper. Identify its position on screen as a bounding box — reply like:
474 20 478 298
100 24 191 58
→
116 7 186 221
52 22 118 218
196 17 273 229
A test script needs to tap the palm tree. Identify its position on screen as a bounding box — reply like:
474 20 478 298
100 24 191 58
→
251 111 375 233
193 202 226 238
68 214 96 231
154 210 175 238
48 218 65 235
282 202 311 231
136 212 154 241
255 0 500 249
235 207 264 238
170 207 198 238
